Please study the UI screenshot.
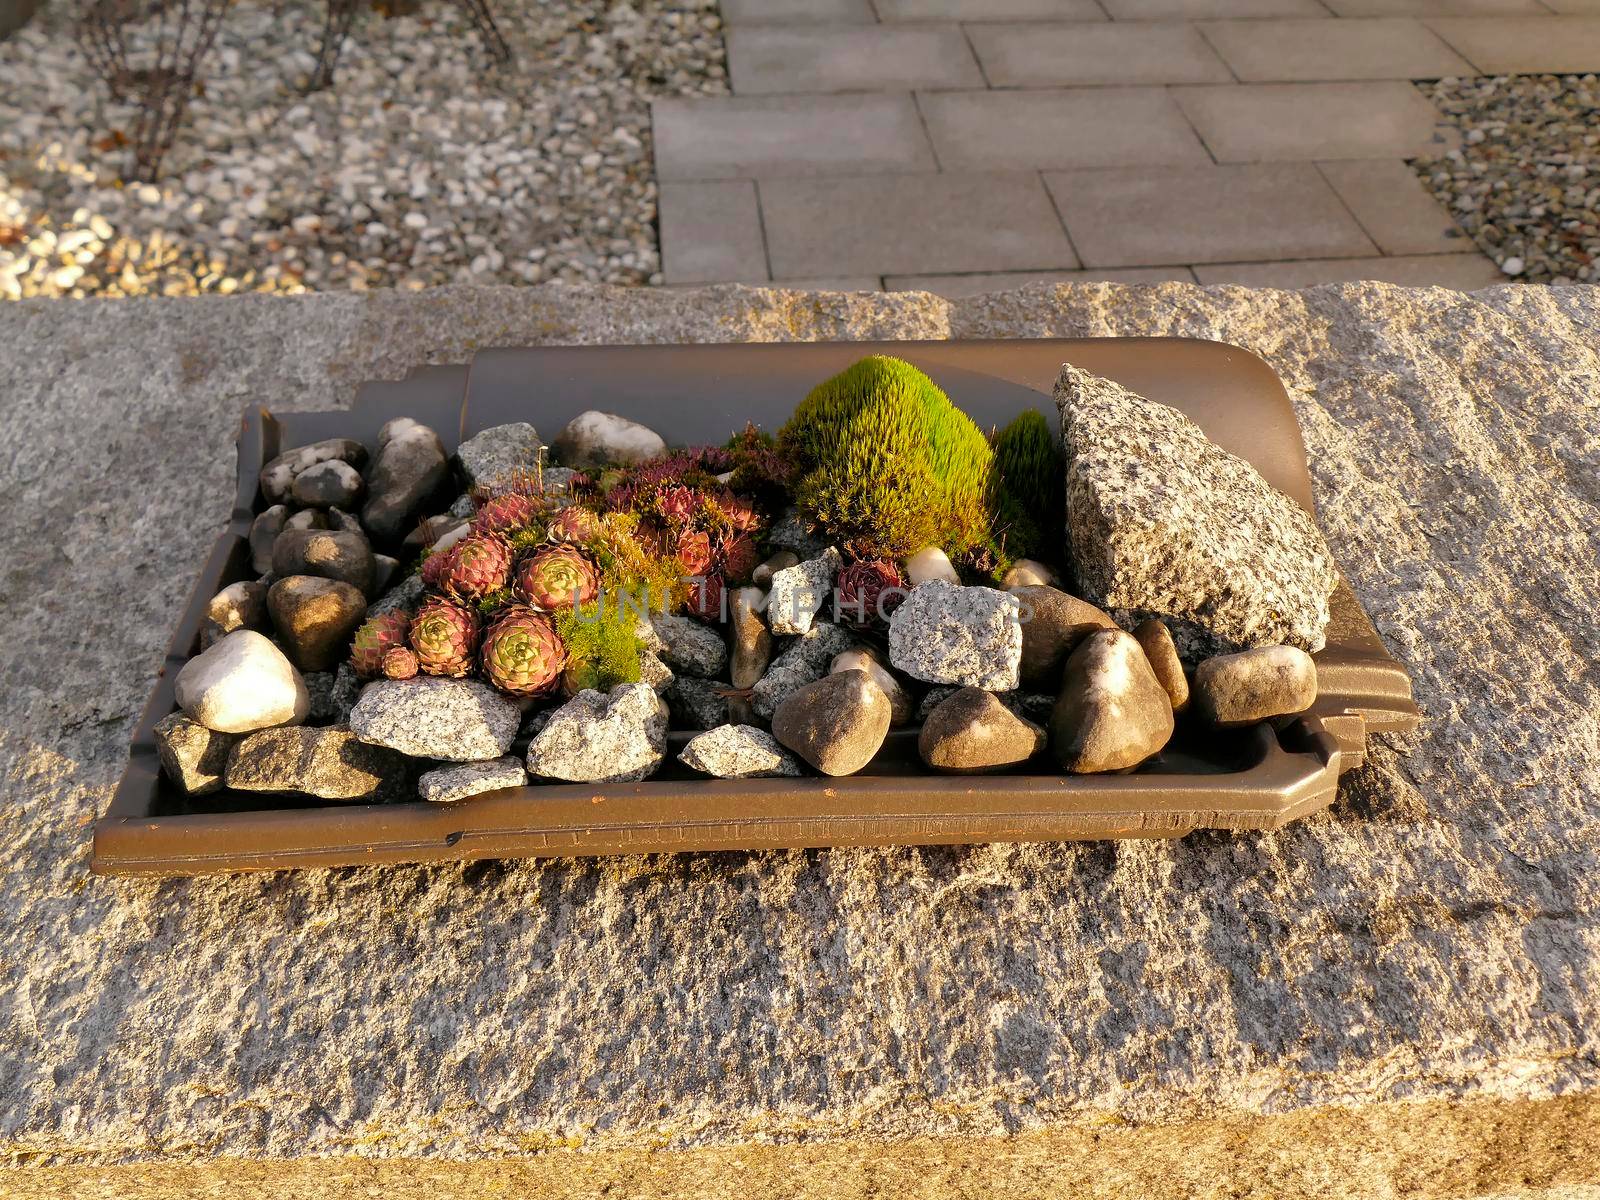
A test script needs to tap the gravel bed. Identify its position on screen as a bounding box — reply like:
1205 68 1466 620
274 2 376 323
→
1414 75 1600 286
0 0 726 299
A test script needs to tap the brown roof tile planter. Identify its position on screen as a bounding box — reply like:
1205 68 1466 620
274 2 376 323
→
95 338 1417 876
4 284 1595 1187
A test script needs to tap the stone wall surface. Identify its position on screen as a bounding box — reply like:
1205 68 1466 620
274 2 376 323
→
0 282 1596 1165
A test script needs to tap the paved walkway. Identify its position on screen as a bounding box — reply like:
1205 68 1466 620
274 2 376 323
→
655 0 1600 292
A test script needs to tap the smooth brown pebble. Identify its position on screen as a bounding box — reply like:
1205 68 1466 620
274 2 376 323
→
1012 585 1119 690
771 669 891 777
267 575 368 672
1050 629 1174 773
919 686 1046 773
1194 645 1317 727
1133 618 1190 713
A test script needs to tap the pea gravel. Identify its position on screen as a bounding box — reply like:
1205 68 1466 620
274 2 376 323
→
1414 74 1600 286
0 0 727 300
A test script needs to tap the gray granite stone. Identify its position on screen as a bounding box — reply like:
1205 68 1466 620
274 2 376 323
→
766 546 840 636
749 622 855 719
454 422 544 492
1057 363 1340 661
525 684 668 783
1 282 1597 1168
152 712 236 795
679 725 803 779
349 677 520 761
887 580 1023 691
366 571 425 620
225 725 411 802
665 675 733 731
417 756 528 803
650 612 729 679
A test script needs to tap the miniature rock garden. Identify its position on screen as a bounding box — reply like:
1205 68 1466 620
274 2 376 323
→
158 355 1339 806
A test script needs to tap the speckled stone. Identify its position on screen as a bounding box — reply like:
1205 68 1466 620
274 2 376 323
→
679 725 803 779
767 546 840 636
417 757 528 803
887 580 1022 691
651 612 729 679
525 683 668 783
303 663 364 725
750 622 855 719
349 677 520 761
665 676 732 730
225 725 410 801
152 712 236 795
1057 363 1339 661
366 572 425 620
767 509 831 561
455 423 544 491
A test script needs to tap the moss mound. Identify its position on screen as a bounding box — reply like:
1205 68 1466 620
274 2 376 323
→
991 408 1064 561
779 355 995 561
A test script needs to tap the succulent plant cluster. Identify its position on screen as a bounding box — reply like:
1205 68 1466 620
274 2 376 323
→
835 558 907 629
351 442 778 704
576 444 772 615
344 356 1068 711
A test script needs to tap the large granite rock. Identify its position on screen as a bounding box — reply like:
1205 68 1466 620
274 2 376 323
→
1056 363 1341 661
1 283 1597 1183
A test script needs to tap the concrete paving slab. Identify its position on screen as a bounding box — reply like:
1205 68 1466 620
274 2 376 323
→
1100 0 1330 16
659 181 770 284
1193 251 1506 285
1317 159 1468 255
1045 162 1377 265
1321 0 1547 14
760 171 1080 275
1198 16 1475 78
969 20 1235 85
653 94 936 180
1174 82 1454 161
722 0 877 20
1424 16 1600 71
885 267 1198 294
770 276 887 289
727 25 984 93
920 87 1212 169
876 0 1107 17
